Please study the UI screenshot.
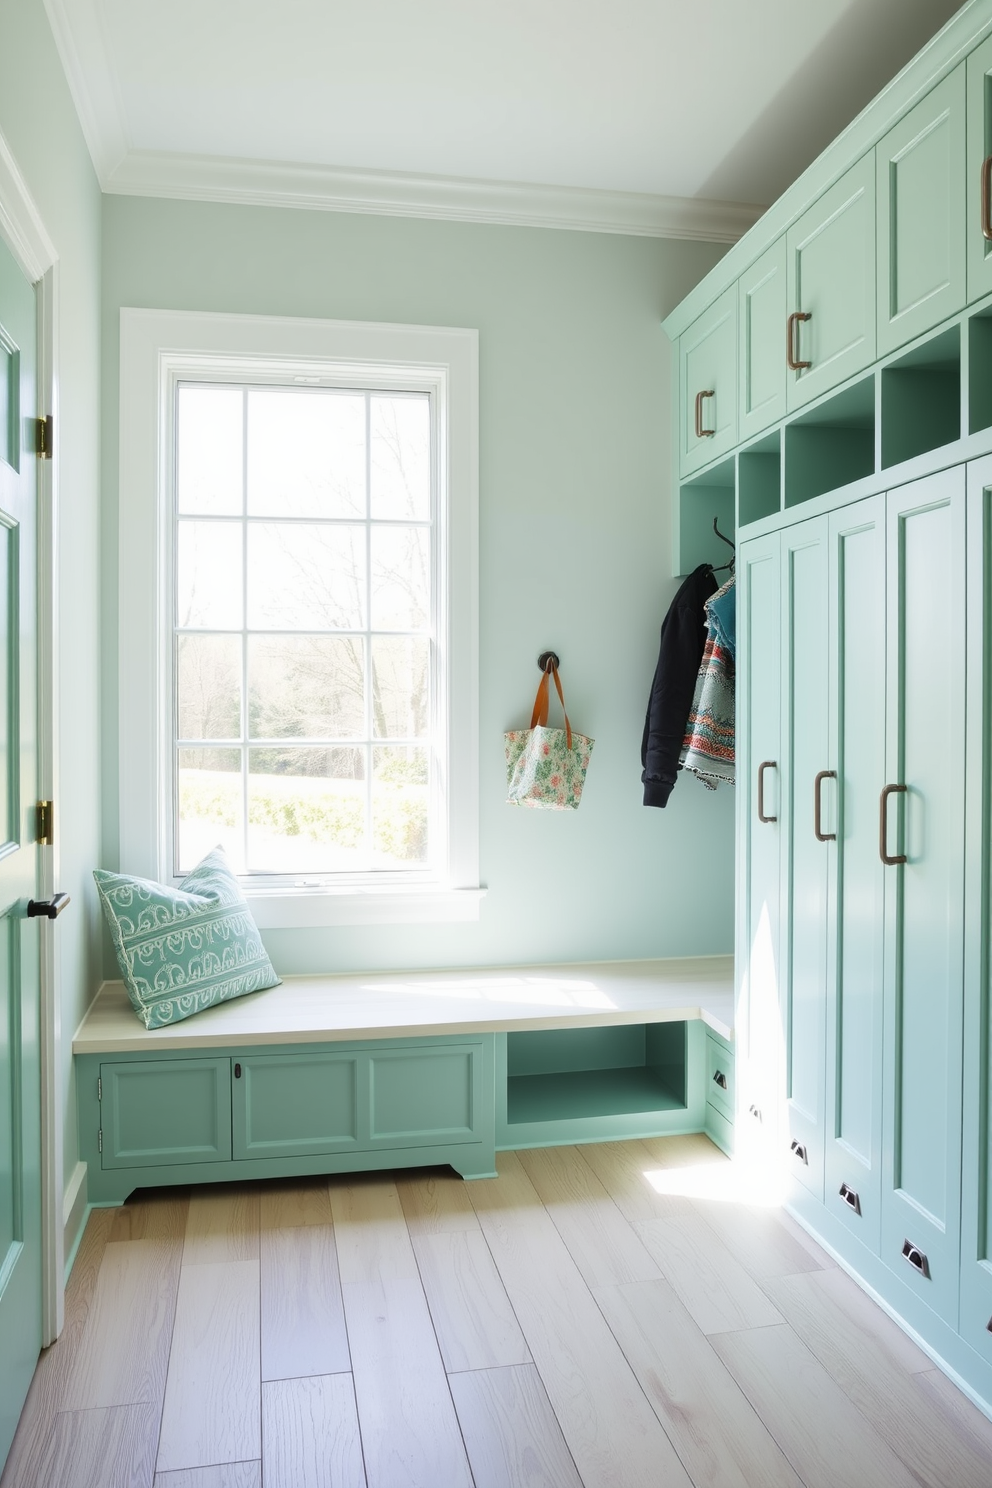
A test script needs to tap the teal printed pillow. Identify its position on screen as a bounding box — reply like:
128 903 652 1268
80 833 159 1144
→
94 846 280 1029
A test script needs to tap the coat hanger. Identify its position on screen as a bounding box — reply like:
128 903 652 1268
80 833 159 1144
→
711 517 735 575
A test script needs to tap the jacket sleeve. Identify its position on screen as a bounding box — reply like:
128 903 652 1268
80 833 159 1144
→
641 577 713 807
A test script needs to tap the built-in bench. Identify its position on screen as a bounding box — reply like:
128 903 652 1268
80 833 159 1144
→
73 956 735 1204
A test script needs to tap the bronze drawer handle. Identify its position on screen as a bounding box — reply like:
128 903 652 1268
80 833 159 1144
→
879 783 907 865
694 389 716 439
757 760 777 823
982 154 992 242
814 769 837 842
787 311 812 371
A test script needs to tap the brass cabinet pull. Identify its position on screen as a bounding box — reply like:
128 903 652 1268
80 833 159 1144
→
879 783 907 865
814 769 837 842
982 154 992 241
757 760 777 823
694 389 716 438
787 311 812 370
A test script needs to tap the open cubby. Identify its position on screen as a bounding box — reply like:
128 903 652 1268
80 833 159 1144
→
678 458 735 575
504 1023 686 1126
969 309 992 435
738 432 782 526
882 326 961 468
784 376 875 508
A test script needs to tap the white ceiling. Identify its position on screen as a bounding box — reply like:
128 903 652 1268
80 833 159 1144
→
46 0 966 237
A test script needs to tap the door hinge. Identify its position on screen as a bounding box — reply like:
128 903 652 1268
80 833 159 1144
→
97 1128 102 1154
35 414 53 460
37 800 53 846
97 1076 102 1102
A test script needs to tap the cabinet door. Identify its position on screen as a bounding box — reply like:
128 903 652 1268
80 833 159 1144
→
368 1044 484 1149
823 495 887 1251
960 454 992 1364
877 68 966 358
739 239 787 443
780 518 829 1199
232 1051 359 1159
736 532 784 1161
786 156 875 411
101 1058 232 1169
880 467 966 1326
967 34 992 302
679 285 737 476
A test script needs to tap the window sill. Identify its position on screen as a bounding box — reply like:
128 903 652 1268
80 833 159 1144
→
246 884 487 929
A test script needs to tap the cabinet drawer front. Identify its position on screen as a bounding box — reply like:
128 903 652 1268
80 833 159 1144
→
101 1059 232 1169
233 1053 359 1159
787 156 875 410
877 68 966 357
705 1035 734 1121
369 1045 481 1147
680 285 738 476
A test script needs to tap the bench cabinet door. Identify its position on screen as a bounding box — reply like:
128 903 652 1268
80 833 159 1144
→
232 1052 360 1159
101 1058 232 1169
367 1044 484 1149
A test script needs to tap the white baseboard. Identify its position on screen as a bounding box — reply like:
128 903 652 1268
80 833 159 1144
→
62 1161 88 1281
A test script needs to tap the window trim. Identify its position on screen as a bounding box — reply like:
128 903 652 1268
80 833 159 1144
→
119 308 481 926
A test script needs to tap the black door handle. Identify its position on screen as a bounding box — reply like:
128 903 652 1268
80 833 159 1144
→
27 892 70 919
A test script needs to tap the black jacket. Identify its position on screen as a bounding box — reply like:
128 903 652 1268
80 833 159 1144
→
641 564 718 807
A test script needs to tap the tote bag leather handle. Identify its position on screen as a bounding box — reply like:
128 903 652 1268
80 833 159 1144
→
529 664 573 749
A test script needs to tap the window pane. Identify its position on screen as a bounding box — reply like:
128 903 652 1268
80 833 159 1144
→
178 635 242 740
177 747 244 873
371 525 429 630
371 395 430 520
372 636 429 738
248 635 364 740
177 520 243 628
247 746 366 872
177 386 243 515
248 523 366 630
247 389 365 518
373 746 428 865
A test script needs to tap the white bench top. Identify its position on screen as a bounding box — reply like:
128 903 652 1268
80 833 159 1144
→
73 955 735 1054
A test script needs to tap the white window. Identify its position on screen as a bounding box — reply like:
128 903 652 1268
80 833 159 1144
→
120 310 481 926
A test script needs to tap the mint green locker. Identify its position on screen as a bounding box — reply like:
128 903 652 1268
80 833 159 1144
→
967 34 992 302
780 517 829 1199
679 284 737 477
880 467 966 1326
739 238 787 443
786 156 875 411
959 454 992 1363
823 495 887 1251
736 531 784 1163
877 68 966 357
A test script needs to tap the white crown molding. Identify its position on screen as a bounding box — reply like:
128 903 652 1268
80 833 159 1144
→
44 0 129 181
0 128 58 280
103 150 765 242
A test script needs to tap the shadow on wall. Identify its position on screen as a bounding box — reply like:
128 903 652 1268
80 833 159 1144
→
696 0 964 208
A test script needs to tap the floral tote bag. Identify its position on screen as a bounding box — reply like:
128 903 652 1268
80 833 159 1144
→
504 662 594 810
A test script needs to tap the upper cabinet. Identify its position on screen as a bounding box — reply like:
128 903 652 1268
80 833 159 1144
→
786 156 876 411
968 34 992 302
679 285 737 476
877 68 966 358
739 239 787 444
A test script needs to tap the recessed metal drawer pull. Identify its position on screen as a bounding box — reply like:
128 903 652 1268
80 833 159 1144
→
790 1140 808 1165
839 1183 862 1216
986 1317 992 1335
712 1069 728 1090
902 1240 930 1278
749 1104 762 1122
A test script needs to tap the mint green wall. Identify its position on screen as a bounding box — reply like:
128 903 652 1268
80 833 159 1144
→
0 0 104 1190
102 195 732 974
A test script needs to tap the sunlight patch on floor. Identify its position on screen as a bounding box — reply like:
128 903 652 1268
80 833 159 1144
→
643 1157 785 1207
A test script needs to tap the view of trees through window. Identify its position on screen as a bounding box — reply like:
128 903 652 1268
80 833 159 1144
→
174 381 434 876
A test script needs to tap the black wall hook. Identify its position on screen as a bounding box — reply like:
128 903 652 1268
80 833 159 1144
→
537 650 561 673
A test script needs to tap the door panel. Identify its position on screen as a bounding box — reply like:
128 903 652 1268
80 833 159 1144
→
877 68 966 356
787 156 875 410
824 496 886 1249
737 533 784 1162
781 519 829 1197
102 1059 232 1168
368 1045 482 1147
881 468 965 1325
233 1052 358 1159
739 238 787 443
0 234 41 1468
680 285 737 476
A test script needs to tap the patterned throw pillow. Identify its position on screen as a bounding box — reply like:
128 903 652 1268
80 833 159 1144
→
94 846 280 1029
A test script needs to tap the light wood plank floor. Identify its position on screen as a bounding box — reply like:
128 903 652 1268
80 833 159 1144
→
4 1137 992 1488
